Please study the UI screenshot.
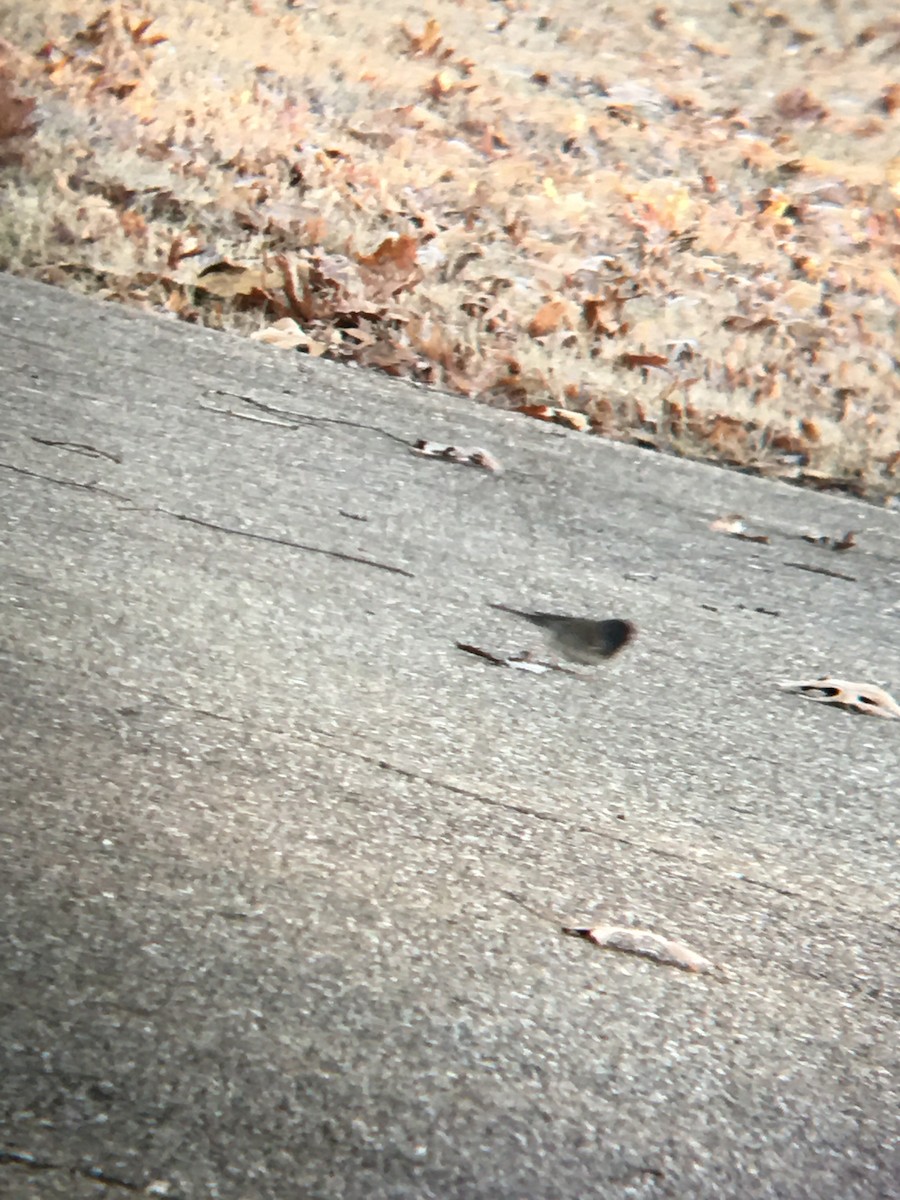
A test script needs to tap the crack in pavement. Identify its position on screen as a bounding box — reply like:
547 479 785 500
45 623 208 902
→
152 507 415 577
1 463 415 576
204 388 414 446
155 694 819 903
30 438 123 463
0 462 131 503
0 1150 182 1198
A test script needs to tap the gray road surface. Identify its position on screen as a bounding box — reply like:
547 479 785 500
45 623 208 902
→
1 273 898 1199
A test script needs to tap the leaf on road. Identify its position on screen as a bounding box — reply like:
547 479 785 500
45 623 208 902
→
800 529 858 551
411 440 502 472
455 643 581 675
709 513 770 543
563 924 719 974
456 642 550 672
779 677 900 720
832 530 858 552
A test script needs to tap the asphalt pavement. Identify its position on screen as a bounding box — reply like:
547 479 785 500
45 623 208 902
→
1 273 898 1199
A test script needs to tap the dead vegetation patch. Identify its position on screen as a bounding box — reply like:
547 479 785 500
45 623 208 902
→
0 0 898 502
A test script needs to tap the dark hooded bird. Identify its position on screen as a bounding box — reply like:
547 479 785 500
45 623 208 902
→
489 602 636 665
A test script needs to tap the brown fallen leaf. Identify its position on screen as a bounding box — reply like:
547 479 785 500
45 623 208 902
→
563 924 719 975
425 68 478 102
411 440 502 472
456 642 551 673
195 261 280 298
455 641 511 667
357 233 420 280
779 677 900 720
733 531 770 544
801 530 858 552
775 87 828 122
618 351 669 370
401 16 446 58
797 470 869 496
468 449 503 472
722 315 778 333
518 405 589 432
0 61 38 162
527 298 571 338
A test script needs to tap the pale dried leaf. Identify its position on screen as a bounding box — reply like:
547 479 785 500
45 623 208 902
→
250 318 305 349
467 448 502 472
564 924 719 974
195 262 280 298
779 677 900 720
507 659 551 674
411 439 502 472
518 405 589 432
709 513 746 534
709 514 769 543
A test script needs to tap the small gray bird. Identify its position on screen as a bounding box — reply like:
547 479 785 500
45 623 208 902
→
489 602 636 665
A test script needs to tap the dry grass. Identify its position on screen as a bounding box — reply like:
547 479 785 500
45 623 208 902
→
1 0 898 501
